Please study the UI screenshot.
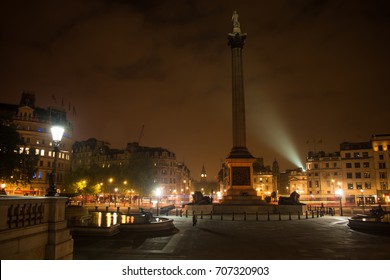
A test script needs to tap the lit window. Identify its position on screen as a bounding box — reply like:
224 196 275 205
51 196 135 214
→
40 149 45 156
38 172 42 179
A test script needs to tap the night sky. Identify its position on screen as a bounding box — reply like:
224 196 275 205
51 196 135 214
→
1 0 390 179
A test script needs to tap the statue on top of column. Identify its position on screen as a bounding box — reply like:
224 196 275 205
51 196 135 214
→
232 11 241 33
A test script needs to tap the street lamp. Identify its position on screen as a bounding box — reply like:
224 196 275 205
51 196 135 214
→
46 125 64 196
0 183 6 195
335 188 343 216
360 189 365 213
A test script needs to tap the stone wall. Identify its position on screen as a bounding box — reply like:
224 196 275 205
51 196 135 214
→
0 196 73 260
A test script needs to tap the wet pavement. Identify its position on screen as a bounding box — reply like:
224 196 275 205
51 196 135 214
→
73 214 390 260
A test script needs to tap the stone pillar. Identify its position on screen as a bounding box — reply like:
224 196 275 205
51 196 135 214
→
227 17 252 159
222 12 263 205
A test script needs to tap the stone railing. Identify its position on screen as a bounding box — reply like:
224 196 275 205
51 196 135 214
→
0 196 73 260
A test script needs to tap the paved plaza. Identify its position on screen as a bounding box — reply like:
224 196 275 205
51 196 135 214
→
73 214 390 260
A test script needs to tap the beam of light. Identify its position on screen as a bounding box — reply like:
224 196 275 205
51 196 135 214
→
250 98 304 169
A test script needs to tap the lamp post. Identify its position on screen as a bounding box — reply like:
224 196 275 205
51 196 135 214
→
46 125 64 196
335 188 343 216
360 189 365 213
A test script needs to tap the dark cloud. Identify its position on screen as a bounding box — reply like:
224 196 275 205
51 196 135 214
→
1 0 390 177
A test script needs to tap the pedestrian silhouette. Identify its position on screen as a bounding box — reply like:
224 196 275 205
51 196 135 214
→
192 214 198 227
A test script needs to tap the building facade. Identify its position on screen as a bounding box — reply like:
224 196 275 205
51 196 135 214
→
72 140 192 196
304 135 390 205
0 92 73 195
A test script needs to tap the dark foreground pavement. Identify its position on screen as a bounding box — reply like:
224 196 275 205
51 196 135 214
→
73 215 390 260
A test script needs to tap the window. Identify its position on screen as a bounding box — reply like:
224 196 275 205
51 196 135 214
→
346 163 352 168
379 154 384 160
380 182 388 190
314 163 318 169
379 162 386 169
354 152 360 158
378 145 383 151
362 152 368 157
379 172 387 179
333 162 337 168
363 172 370 178
356 183 362 189
39 160 43 167
355 172 361 178
365 182 371 189
38 172 42 179
347 173 353 179
363 162 369 168
345 153 351 158
354 162 360 168
348 183 353 189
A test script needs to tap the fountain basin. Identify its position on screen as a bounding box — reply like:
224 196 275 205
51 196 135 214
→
348 214 390 235
68 211 175 236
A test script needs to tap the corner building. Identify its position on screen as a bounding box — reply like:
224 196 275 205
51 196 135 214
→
0 92 73 195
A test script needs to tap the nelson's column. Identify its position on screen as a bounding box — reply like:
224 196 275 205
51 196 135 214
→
222 11 263 205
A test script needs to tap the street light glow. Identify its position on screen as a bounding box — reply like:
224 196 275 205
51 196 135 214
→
50 126 65 142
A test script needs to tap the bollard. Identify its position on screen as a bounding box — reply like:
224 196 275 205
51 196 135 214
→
232 212 235 221
298 211 301 220
267 211 270 221
105 206 109 212
95 206 98 211
201 211 203 219
185 210 188 218
210 211 213 220
306 211 308 219
256 212 259 221
176 208 179 216
244 212 247 221
278 212 281 221
289 211 291 220
128 207 131 214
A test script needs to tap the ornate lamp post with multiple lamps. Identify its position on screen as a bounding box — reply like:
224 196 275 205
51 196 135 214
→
45 125 64 196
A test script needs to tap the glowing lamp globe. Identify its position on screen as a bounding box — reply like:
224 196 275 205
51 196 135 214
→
51 126 64 142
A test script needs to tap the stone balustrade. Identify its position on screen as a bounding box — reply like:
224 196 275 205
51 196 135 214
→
0 196 73 260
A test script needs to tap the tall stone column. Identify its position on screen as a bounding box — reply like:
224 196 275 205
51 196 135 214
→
222 11 263 205
228 11 252 159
